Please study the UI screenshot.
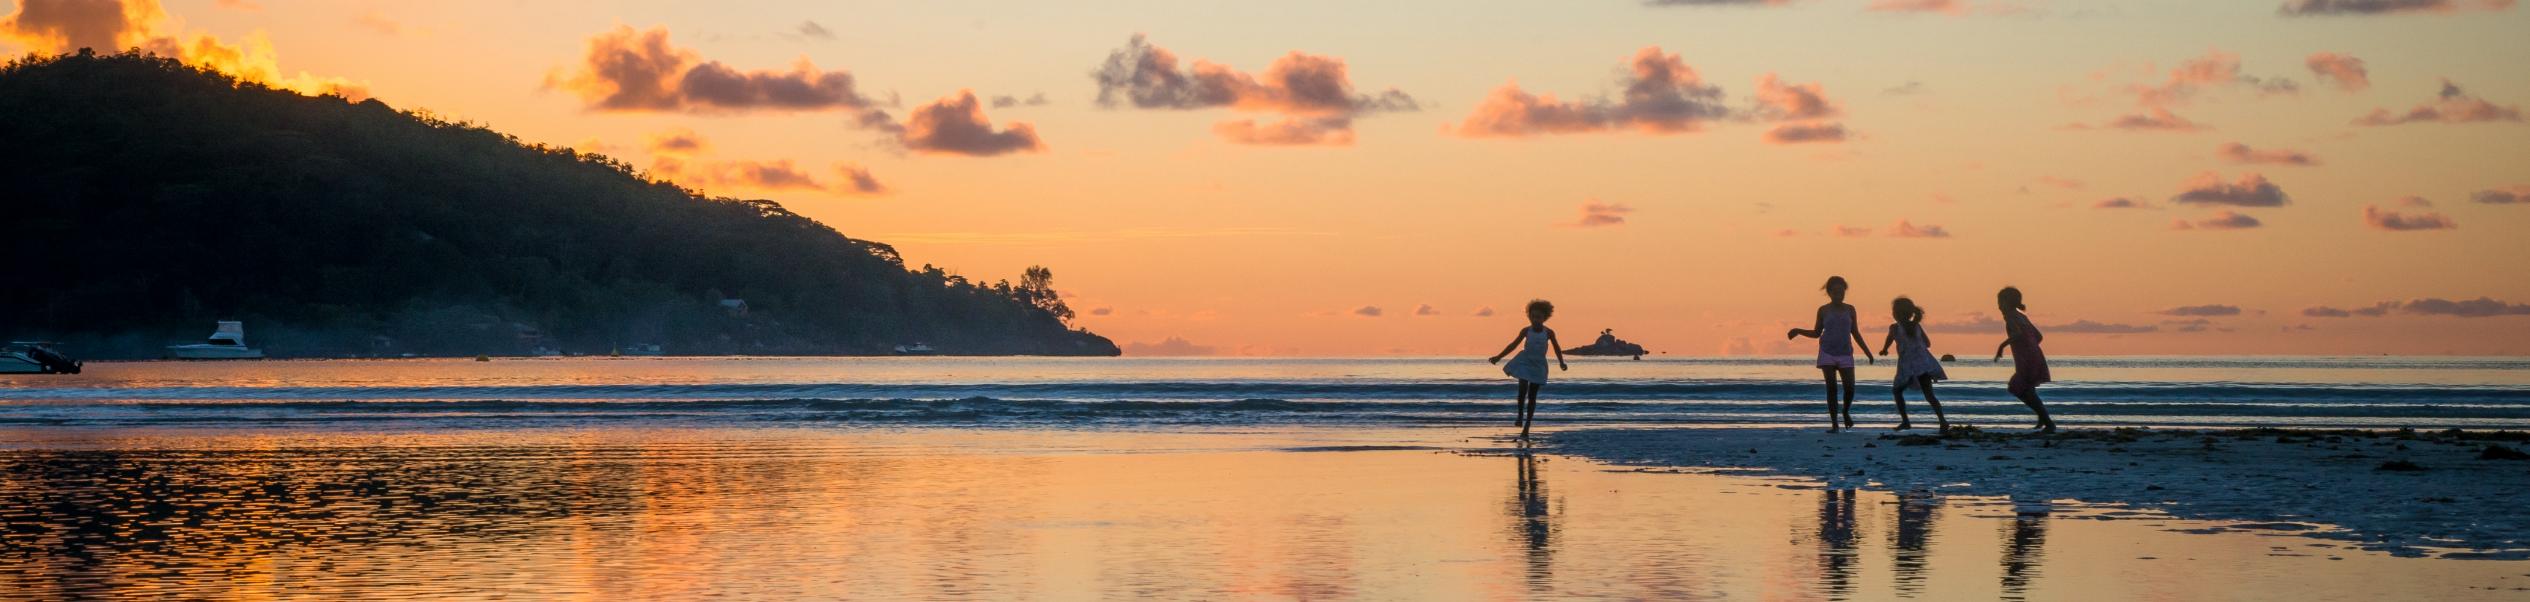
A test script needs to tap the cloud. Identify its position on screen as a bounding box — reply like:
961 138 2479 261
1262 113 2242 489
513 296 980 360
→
1763 123 1849 144
1091 34 1416 145
1352 306 1383 318
551 26 879 114
2161 304 2243 316
2279 0 2516 15
1088 307 1114 316
352 11 401 36
2217 142 2318 166
1924 313 2003 333
2309 298 2530 317
2403 297 2530 317
2353 79 2524 126
2171 211 2263 230
2134 49 2299 108
2046 320 2158 334
2395 195 2433 207
2170 172 2290 207
1753 73 1840 120
1211 116 1355 146
1456 46 1731 137
1473 307 1496 317
1123 336 1216 356
899 90 1044 156
0 0 366 99
643 129 884 195
2473 185 2530 204
2081 107 2209 132
1833 225 1873 238
795 20 834 40
646 128 709 154
1571 201 1634 227
2305 52 2370 91
1888 220 1951 238
990 92 1050 108
2093 197 2150 209
1414 304 1441 316
834 164 887 195
2361 204 2456 230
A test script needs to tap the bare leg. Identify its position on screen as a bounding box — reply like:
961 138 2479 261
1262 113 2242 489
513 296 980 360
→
1919 380 1948 431
1522 382 1542 437
1891 379 1913 430
2010 378 2055 432
1819 368 1841 432
1838 367 1858 428
1512 380 1530 431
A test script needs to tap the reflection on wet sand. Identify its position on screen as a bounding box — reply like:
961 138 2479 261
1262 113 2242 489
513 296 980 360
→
1890 490 1941 597
1815 488 1860 599
2002 499 2050 600
1507 450 1557 592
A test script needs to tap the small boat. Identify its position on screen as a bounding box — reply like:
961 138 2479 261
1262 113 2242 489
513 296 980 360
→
620 343 664 356
1 341 81 374
165 321 265 360
1562 329 1651 360
893 342 936 355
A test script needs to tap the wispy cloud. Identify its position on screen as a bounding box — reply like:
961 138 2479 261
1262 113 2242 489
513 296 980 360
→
2361 203 2456 230
2279 0 2515 16
1092 34 1416 146
2305 52 2370 91
2171 172 2291 207
1571 201 1635 227
2171 211 2263 230
2352 79 2523 126
1456 46 1732 137
2309 297 2530 317
2217 142 2319 166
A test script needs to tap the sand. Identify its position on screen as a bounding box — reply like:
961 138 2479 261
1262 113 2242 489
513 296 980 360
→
1549 426 2530 558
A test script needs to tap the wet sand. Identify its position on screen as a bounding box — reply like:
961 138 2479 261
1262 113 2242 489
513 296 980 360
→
1552 426 2530 558
0 427 2524 599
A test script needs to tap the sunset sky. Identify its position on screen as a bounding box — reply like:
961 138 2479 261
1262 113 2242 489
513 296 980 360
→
7 0 2527 355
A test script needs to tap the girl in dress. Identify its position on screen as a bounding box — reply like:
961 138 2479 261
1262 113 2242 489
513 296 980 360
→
1877 297 1948 431
1788 277 1875 432
1489 299 1568 439
1991 287 2059 432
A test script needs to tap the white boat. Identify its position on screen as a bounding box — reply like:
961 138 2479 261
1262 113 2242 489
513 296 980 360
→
165 321 265 359
893 342 936 355
1 341 81 374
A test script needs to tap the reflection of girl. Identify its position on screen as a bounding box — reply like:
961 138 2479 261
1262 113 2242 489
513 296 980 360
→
1878 297 1948 431
1786 277 1874 432
1991 287 2058 432
1488 300 1568 439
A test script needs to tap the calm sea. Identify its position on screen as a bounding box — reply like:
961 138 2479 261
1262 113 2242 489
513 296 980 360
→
5 356 2527 429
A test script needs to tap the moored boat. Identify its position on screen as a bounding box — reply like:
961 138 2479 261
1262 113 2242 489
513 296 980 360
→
165 321 265 359
1 341 81 374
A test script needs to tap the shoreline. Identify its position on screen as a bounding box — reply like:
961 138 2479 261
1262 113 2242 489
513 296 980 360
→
1548 425 2530 559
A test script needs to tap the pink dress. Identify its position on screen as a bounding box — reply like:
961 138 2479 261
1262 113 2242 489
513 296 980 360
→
2005 312 2050 385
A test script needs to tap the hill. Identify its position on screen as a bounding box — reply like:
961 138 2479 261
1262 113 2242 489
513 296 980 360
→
0 50 1117 358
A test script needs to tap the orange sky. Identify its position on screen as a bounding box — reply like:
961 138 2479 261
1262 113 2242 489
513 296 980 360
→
6 0 2527 355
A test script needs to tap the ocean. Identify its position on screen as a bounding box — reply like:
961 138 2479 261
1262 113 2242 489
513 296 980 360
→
5 356 2526 429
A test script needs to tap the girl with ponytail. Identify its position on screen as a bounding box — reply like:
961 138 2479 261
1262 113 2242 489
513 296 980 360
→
1991 286 2058 432
1877 297 1948 430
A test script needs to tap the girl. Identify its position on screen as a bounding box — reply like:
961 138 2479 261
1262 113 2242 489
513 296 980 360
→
1787 277 1874 432
1991 287 2059 432
1489 299 1568 439
1877 297 1948 431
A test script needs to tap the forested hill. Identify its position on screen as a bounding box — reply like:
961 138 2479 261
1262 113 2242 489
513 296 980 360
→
0 51 1118 358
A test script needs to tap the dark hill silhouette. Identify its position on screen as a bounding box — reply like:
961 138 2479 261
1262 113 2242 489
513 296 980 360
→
0 50 1116 358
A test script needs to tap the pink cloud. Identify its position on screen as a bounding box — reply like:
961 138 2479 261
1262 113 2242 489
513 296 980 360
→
1091 35 1416 145
2473 185 2530 204
2171 172 2290 207
2216 142 2319 166
899 90 1045 156
1572 202 1634 227
2361 204 2456 230
1457 46 1730 137
2305 52 2370 91
2352 79 2524 126
1753 73 1840 120
2279 0 2516 16
1888 220 1952 238
1763 123 1849 144
2172 211 2263 230
552 26 880 114
1833 225 1874 238
2093 197 2150 209
1867 0 1969 14
1211 117 1356 146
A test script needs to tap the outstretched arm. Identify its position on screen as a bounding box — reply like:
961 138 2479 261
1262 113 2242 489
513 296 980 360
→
1786 306 1826 340
1878 330 1896 357
1549 330 1568 370
1489 330 1524 364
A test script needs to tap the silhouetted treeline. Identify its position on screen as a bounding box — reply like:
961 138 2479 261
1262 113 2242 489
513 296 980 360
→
0 51 1117 358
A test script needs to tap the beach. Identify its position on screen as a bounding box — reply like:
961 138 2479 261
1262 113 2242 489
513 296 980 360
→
1553 426 2530 558
4 356 2530 599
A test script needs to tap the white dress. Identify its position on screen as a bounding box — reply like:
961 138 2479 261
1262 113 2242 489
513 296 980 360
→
1890 323 1948 387
1503 327 1552 383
